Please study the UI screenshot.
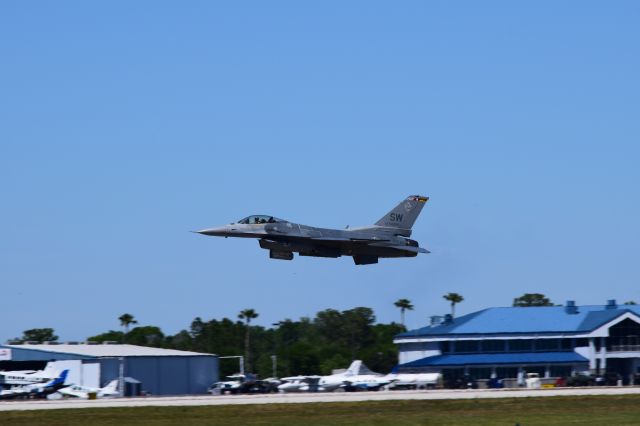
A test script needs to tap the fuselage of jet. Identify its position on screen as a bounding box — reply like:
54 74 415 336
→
196 195 429 265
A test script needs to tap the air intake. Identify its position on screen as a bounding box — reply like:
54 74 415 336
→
443 314 454 324
606 299 618 310
565 300 579 315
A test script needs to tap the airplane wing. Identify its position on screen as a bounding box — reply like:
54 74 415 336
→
310 237 390 243
58 387 85 398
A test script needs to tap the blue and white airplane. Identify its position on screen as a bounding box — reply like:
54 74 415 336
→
0 369 69 399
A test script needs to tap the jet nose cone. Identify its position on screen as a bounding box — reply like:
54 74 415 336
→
194 227 228 236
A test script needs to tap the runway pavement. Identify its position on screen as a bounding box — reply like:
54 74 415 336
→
1 386 640 411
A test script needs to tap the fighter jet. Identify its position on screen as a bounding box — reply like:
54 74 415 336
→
195 195 429 265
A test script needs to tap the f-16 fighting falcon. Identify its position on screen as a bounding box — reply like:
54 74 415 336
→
195 195 429 265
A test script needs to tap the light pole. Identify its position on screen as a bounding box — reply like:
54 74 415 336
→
271 355 277 378
118 357 125 397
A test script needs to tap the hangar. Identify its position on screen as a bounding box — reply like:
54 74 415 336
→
0 343 218 395
395 300 640 387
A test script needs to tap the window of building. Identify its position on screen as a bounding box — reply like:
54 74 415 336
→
522 365 546 377
575 338 588 347
508 340 533 352
535 339 559 351
608 318 640 351
560 338 573 350
496 367 518 378
442 368 465 384
549 365 572 377
482 340 506 352
468 367 492 380
441 341 451 353
454 340 480 353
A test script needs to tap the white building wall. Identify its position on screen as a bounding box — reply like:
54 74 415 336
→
48 360 101 387
398 341 441 364
574 346 591 362
82 362 100 388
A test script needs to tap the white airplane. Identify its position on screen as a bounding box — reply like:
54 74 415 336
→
0 363 60 385
57 379 119 399
0 369 69 400
277 375 322 393
317 361 393 392
385 372 441 390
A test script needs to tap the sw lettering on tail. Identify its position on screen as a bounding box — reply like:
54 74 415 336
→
375 195 428 230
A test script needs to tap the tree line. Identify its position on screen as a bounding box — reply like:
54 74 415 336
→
93 306 405 377
11 293 635 378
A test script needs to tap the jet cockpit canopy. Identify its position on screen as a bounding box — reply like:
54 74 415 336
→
236 215 286 225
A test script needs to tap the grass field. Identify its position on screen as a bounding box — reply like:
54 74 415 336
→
2 395 640 425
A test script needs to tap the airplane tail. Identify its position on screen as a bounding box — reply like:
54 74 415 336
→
344 360 362 376
53 370 68 386
344 360 379 376
101 379 119 394
42 362 60 378
45 369 68 387
375 195 428 231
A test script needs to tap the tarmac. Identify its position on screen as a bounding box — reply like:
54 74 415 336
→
1 386 640 411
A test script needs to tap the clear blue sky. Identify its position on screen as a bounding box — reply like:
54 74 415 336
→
1 1 639 342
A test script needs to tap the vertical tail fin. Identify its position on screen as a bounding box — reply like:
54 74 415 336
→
344 360 362 376
101 379 119 394
48 370 68 387
375 195 428 230
42 362 60 378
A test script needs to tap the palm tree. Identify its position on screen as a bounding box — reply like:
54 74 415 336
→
393 299 414 327
118 313 138 333
443 293 464 318
238 308 259 373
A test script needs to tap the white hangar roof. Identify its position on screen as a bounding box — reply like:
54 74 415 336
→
5 344 214 358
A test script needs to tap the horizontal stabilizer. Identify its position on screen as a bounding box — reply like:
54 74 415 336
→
387 245 429 254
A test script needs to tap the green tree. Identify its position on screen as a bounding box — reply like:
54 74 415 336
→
624 301 637 305
87 330 125 343
315 307 375 360
159 306 411 378
393 299 414 327
118 313 138 333
443 293 464 318
21 328 58 343
513 293 553 307
125 326 164 346
238 308 259 373
164 330 192 350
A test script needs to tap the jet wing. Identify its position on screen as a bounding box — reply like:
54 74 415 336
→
310 237 390 243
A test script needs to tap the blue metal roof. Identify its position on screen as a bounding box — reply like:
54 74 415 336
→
397 305 640 338
399 352 589 368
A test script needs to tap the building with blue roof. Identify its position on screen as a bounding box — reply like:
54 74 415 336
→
394 300 640 387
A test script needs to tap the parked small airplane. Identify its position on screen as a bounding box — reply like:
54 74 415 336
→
385 372 441 390
277 361 393 393
318 360 392 391
196 195 429 265
0 369 69 400
0 363 60 385
277 375 322 393
57 379 119 399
